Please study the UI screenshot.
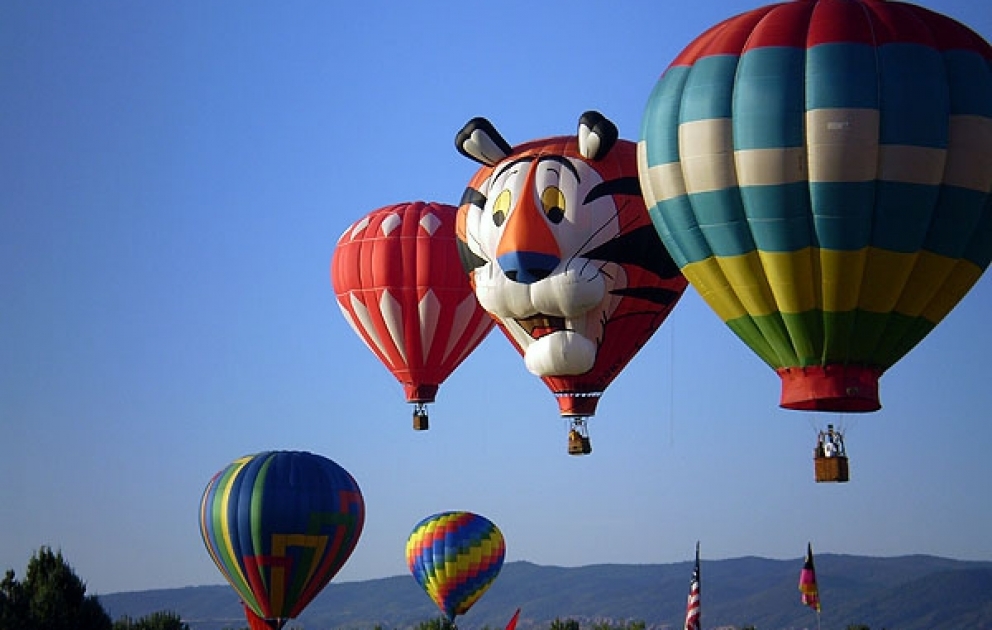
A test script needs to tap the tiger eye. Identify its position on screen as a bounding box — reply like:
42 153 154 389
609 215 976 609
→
492 189 512 227
541 187 566 224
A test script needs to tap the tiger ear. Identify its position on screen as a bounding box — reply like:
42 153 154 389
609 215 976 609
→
577 111 618 161
456 117 513 166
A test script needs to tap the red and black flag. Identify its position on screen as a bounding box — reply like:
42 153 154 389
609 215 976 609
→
799 542 821 613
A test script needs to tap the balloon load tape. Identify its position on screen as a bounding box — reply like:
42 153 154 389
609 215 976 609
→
777 364 882 413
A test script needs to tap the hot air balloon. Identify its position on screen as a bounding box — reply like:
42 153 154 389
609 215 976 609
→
406 511 506 623
638 0 992 480
456 111 688 455
243 605 273 630
332 201 496 430
199 451 365 629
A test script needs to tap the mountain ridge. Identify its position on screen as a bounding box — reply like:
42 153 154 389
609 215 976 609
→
99 555 992 630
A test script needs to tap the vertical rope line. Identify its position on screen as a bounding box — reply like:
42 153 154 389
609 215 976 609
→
669 316 676 447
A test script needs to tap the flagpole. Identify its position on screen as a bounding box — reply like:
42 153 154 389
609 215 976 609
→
683 541 701 630
799 542 821 630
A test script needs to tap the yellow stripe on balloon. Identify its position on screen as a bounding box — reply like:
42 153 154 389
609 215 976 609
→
218 457 254 594
452 549 468 573
684 252 796 320
858 248 918 312
757 248 818 313
818 248 866 312
861 248 986 318
891 250 957 317
714 251 778 317
689 246 982 326
199 488 225 573
682 257 748 322
270 534 328 615
920 258 985 324
695 249 822 317
817 248 940 314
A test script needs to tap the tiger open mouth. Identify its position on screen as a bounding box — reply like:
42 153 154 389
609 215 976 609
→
516 314 567 339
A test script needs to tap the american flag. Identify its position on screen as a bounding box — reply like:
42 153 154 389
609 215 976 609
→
684 542 701 630
799 542 821 613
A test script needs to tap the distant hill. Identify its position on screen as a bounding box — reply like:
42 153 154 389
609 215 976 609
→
98 555 992 630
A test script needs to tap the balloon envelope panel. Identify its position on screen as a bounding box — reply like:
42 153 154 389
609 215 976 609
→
457 131 687 418
199 451 365 625
332 201 495 404
639 0 992 411
406 511 506 621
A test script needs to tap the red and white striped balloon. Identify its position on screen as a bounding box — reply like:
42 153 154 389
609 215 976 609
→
331 201 495 425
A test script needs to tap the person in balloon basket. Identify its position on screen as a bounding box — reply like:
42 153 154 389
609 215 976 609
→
816 425 845 458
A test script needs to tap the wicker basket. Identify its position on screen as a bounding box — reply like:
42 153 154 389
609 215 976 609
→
568 435 592 456
412 412 429 431
814 455 849 483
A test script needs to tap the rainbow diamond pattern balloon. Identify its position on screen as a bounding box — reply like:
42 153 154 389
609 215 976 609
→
405 511 506 621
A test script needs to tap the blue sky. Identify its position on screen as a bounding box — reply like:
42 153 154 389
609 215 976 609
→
2 0 991 597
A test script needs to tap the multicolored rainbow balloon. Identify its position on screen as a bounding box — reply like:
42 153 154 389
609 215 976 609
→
199 451 365 630
405 511 506 621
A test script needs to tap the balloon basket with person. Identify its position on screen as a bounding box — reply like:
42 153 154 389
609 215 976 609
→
567 417 592 456
454 111 687 459
331 201 496 434
412 402 429 431
813 423 849 483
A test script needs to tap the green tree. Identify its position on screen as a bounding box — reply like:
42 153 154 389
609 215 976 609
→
0 547 111 630
112 611 189 630
549 618 581 630
0 570 29 630
590 621 646 630
414 617 456 630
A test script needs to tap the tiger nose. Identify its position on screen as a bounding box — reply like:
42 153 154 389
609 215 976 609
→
494 165 561 285
497 251 560 284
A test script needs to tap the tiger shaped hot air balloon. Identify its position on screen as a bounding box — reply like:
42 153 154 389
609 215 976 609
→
455 112 688 455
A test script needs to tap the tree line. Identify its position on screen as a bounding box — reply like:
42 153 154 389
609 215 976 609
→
0 547 186 630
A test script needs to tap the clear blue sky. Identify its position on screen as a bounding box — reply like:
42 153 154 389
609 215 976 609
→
2 0 990 597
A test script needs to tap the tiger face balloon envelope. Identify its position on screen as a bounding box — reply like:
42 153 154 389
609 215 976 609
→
455 111 688 418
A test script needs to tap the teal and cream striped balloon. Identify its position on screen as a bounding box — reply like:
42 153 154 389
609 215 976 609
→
638 0 992 412
199 451 365 629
